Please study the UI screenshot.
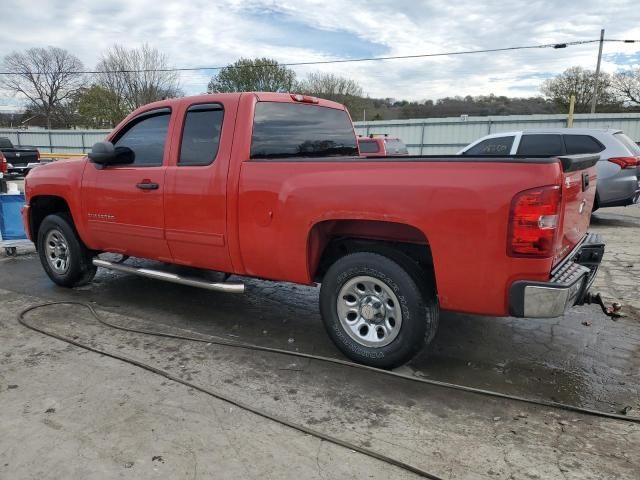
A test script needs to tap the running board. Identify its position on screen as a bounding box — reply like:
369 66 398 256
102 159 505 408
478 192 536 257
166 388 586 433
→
92 259 245 293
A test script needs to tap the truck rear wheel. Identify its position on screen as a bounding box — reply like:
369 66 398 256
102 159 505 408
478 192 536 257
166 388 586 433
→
320 252 438 368
37 213 97 287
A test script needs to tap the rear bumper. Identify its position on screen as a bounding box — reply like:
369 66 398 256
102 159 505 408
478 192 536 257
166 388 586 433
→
509 233 604 318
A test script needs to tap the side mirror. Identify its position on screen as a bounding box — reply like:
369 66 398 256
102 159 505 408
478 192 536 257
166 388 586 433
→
88 141 134 167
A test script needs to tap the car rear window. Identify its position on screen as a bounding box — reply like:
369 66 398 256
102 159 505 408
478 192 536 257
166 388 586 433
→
563 135 605 154
250 102 358 159
464 136 514 155
517 134 563 156
358 139 380 154
613 132 640 155
0 138 13 149
384 139 409 155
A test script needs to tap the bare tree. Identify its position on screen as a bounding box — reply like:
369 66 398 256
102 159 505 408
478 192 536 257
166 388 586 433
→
0 47 85 129
611 68 640 106
297 72 365 114
541 66 618 113
96 44 182 113
298 72 363 98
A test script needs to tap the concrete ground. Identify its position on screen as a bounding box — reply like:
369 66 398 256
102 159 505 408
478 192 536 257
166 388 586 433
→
0 199 639 479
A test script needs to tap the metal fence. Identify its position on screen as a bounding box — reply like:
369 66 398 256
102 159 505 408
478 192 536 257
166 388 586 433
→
0 129 110 153
354 113 640 155
2 112 640 155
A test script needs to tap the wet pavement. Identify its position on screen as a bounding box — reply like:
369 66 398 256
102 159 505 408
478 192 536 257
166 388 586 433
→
1 204 639 479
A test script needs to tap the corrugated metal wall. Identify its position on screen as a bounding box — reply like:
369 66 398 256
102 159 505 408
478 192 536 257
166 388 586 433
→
1 112 640 154
354 113 640 155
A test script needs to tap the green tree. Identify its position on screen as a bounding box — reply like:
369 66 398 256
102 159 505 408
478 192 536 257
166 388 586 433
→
541 66 618 113
75 85 128 128
207 58 296 93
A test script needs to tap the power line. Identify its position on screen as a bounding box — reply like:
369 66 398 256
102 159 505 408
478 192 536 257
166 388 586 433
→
0 38 637 76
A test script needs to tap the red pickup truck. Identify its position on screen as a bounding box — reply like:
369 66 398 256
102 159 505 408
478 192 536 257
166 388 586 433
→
22 92 605 368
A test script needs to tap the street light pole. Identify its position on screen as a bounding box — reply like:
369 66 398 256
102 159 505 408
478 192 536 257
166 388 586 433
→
590 29 605 114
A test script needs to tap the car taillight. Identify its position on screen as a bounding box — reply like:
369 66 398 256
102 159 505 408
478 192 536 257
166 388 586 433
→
36 150 41 161
508 185 561 257
0 152 7 174
608 156 640 169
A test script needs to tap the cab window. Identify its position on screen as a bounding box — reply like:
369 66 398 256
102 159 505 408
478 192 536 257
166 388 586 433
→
113 110 171 166
179 104 224 166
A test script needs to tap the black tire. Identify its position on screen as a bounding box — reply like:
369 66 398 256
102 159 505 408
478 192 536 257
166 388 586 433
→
320 251 439 369
37 213 97 287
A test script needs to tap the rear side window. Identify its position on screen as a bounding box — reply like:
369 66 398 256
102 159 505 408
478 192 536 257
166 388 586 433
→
250 102 358 159
179 104 224 166
384 139 409 155
517 134 563 156
113 111 170 166
563 135 604 154
464 136 514 155
613 132 640 155
358 140 380 153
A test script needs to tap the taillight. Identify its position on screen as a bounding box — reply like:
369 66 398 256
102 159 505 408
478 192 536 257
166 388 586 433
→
36 150 41 161
608 156 640 169
508 185 561 257
0 151 7 174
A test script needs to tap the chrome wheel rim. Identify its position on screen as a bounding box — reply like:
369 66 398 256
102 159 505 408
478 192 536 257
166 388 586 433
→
44 229 70 274
336 275 403 348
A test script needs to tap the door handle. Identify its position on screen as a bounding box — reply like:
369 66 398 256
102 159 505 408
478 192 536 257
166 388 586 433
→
136 180 159 190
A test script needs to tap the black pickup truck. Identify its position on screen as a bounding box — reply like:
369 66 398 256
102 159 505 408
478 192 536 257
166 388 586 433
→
0 137 40 176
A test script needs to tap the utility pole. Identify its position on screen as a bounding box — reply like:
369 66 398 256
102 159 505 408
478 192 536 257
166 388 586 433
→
568 95 576 127
590 29 605 114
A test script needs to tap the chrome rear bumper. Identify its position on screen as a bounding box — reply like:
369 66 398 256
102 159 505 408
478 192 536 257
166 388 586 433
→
509 233 604 318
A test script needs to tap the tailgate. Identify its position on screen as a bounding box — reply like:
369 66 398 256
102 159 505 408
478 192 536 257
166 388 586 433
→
3 149 39 166
553 154 599 266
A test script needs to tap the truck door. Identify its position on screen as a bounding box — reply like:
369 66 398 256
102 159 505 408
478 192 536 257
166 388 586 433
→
81 108 173 261
163 100 236 272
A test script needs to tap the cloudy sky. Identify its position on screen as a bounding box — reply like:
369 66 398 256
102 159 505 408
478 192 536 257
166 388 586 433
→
1 0 640 112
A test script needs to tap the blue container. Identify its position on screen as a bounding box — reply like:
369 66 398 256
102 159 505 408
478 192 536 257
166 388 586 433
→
0 193 27 240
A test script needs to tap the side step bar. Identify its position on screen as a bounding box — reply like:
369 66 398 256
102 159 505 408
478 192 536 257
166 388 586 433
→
92 259 245 293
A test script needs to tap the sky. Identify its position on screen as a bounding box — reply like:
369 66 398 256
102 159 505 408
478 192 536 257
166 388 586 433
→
1 0 640 112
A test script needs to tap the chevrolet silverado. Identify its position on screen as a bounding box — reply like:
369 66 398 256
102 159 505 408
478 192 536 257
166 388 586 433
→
22 92 604 367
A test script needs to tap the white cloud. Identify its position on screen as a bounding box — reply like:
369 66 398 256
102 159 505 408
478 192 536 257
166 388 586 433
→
0 0 639 106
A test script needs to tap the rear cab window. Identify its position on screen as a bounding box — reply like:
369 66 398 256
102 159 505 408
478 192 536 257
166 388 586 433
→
517 134 563 156
384 139 409 155
250 102 358 159
464 136 514 155
358 139 380 154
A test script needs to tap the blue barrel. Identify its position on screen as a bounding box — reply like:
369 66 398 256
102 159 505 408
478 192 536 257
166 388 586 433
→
0 193 27 240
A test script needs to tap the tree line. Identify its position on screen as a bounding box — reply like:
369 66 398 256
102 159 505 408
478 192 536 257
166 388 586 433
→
1 45 640 129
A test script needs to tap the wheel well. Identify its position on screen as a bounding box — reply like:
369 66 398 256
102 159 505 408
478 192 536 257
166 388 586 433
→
30 195 71 243
309 220 436 290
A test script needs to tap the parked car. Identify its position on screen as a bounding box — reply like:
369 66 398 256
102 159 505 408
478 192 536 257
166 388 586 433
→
0 137 41 177
23 92 604 368
358 135 409 156
458 129 640 210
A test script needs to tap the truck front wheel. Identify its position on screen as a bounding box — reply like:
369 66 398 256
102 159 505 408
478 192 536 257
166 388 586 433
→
37 213 97 287
320 252 438 369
